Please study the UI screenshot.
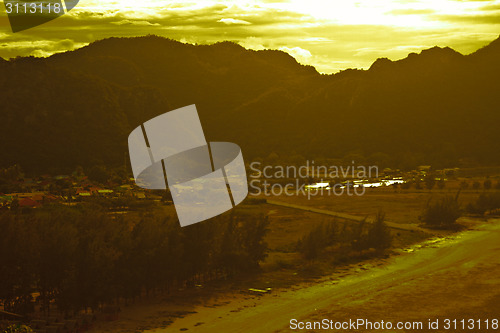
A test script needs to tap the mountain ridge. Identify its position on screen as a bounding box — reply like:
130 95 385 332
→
1 35 499 173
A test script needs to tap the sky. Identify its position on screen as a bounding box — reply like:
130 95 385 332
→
1 0 499 73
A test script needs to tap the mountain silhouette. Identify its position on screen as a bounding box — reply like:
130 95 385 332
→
0 35 499 173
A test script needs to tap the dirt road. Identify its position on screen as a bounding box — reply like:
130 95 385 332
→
147 219 500 332
266 199 426 232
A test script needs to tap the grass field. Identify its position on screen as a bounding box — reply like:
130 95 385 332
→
151 176 496 286
89 178 498 333
243 178 496 287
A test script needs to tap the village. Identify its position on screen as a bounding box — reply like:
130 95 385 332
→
0 164 466 211
0 166 153 210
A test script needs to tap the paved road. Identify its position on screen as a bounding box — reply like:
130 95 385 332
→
149 219 500 333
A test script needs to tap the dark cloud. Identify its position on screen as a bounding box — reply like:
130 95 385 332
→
479 3 500 10
434 13 500 24
0 38 78 59
48 4 309 30
1 1 499 72
0 4 311 60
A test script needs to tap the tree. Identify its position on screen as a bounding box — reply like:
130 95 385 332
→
299 222 336 260
365 212 392 251
35 210 78 315
0 204 272 315
466 192 500 215
0 213 36 315
10 198 19 212
72 165 85 178
420 196 461 228
424 175 435 190
240 214 269 264
87 165 109 184
265 152 280 166
351 213 392 252
299 225 324 260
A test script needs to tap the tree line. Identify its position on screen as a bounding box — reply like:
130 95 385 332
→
0 204 269 315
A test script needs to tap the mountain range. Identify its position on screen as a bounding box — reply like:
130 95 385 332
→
1 35 499 173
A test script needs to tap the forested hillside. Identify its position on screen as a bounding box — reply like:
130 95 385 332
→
1 35 499 173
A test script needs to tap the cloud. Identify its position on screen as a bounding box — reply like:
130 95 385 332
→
387 9 436 15
218 18 251 25
300 37 333 42
1 0 500 73
111 20 161 26
0 38 84 59
434 13 500 24
479 3 500 10
278 46 312 64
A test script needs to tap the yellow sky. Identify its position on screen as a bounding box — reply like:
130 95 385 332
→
1 0 499 73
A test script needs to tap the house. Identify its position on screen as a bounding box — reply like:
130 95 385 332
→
98 189 114 195
19 197 39 208
418 165 431 176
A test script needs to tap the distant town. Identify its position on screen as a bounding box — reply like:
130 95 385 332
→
0 165 159 211
3 163 498 211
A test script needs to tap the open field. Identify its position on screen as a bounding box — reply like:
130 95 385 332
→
88 216 499 333
258 183 490 222
86 183 499 333
151 218 500 333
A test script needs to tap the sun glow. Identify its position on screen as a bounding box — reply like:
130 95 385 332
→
2 0 499 73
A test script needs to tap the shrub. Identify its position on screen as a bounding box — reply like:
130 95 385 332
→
366 212 392 251
2 324 33 333
420 196 461 228
352 212 392 252
298 222 336 260
424 176 435 190
466 192 500 215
